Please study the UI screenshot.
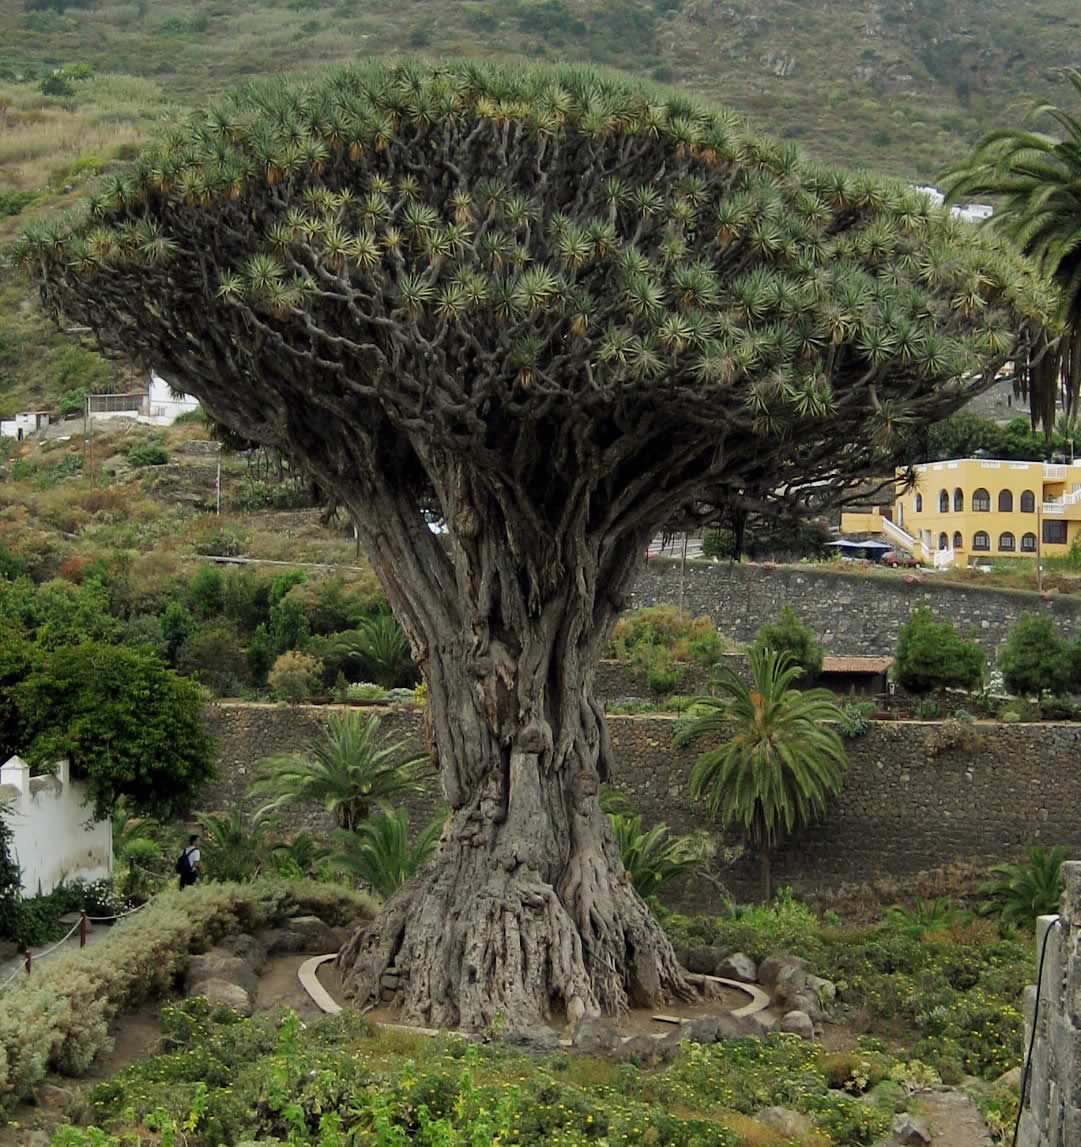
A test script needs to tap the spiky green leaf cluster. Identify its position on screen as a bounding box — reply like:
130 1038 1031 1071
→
22 59 1054 464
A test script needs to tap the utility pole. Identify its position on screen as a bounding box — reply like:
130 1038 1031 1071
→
678 532 688 615
215 444 222 515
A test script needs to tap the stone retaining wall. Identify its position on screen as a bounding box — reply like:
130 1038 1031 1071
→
1020 862 1081 1147
205 704 1081 904
632 559 1081 655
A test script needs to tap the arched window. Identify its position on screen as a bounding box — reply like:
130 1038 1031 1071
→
938 532 949 550
1021 532 1037 553
973 531 990 551
999 532 1016 552
998 490 1014 513
953 489 964 512
939 490 949 513
953 531 963 550
1021 490 1036 513
972 488 991 512
915 493 923 513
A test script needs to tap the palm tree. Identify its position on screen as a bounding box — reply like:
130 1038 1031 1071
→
195 809 269 883
348 612 416 689
941 71 1081 426
608 813 713 900
250 711 428 831
333 807 445 899
677 647 848 900
981 845 1067 929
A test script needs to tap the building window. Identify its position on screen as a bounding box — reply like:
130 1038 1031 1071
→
973 531 990 551
939 490 949 513
1020 490 1036 513
1044 520 1068 545
1021 532 1037 552
998 490 1014 513
915 493 923 513
953 531 963 550
953 489 964 512
972 488 991 512
999 532 1016 552
938 532 949 550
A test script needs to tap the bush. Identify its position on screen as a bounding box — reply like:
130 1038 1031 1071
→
267 650 323 702
0 879 377 1109
999 614 1072 697
14 643 215 818
188 565 225 618
752 604 822 679
175 623 249 696
702 528 736 559
894 608 984 693
609 605 726 687
126 441 169 467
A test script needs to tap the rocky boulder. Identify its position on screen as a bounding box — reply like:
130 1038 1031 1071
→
779 1010 815 1040
503 1025 561 1054
683 946 725 975
267 915 340 954
219 933 268 974
715 952 757 983
758 954 809 1008
188 977 254 1017
756 1107 814 1137
185 950 258 997
571 1016 623 1055
891 1113 932 1145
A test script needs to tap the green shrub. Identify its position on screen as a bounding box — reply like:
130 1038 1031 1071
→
14 642 214 818
126 441 169 467
175 622 249 696
0 190 36 219
752 604 823 679
267 650 323 702
188 565 225 618
701 528 736 559
0 879 376 1109
894 607 984 693
999 614 1071 697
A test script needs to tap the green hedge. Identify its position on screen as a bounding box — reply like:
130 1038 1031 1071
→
0 879 375 1109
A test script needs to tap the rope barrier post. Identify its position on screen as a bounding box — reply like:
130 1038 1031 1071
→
22 948 30 977
79 911 88 948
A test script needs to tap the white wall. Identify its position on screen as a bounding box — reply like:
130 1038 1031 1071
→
146 372 200 424
0 412 50 441
0 756 112 896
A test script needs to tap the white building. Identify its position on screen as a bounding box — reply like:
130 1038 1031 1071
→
0 756 112 897
146 372 200 424
0 411 50 441
85 373 200 427
914 185 994 225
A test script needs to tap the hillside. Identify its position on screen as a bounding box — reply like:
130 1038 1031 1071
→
2 0 1079 415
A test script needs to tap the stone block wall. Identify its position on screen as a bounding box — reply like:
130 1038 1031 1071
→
631 558 1081 655
1019 862 1081 1147
204 704 1081 904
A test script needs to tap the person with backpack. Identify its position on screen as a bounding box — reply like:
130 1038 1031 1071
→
176 834 201 889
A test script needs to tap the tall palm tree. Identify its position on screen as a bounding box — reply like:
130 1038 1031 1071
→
676 647 848 900
333 807 445 899
250 711 428 831
941 71 1081 427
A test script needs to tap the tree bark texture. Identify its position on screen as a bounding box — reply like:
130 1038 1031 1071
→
336 479 693 1031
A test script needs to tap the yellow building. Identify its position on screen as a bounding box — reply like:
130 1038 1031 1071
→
840 458 1081 566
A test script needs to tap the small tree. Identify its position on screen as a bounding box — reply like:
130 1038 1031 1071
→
0 807 21 939
267 650 323 702
751 604 822 679
15 642 214 818
981 846 1067 928
999 615 1071 697
251 711 427 830
607 812 713 899
678 647 848 900
894 608 984 694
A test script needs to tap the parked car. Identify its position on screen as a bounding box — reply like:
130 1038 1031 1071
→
882 549 921 569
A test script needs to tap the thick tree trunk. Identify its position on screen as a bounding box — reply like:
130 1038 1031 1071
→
336 495 693 1031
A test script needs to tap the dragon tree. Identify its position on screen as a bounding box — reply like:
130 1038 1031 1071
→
21 60 1052 1032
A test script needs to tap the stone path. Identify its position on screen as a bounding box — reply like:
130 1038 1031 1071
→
914 1090 993 1147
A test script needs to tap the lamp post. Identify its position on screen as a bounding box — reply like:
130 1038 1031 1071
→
1037 499 1043 593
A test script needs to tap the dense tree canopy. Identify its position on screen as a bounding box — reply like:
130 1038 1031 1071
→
20 59 1054 1031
